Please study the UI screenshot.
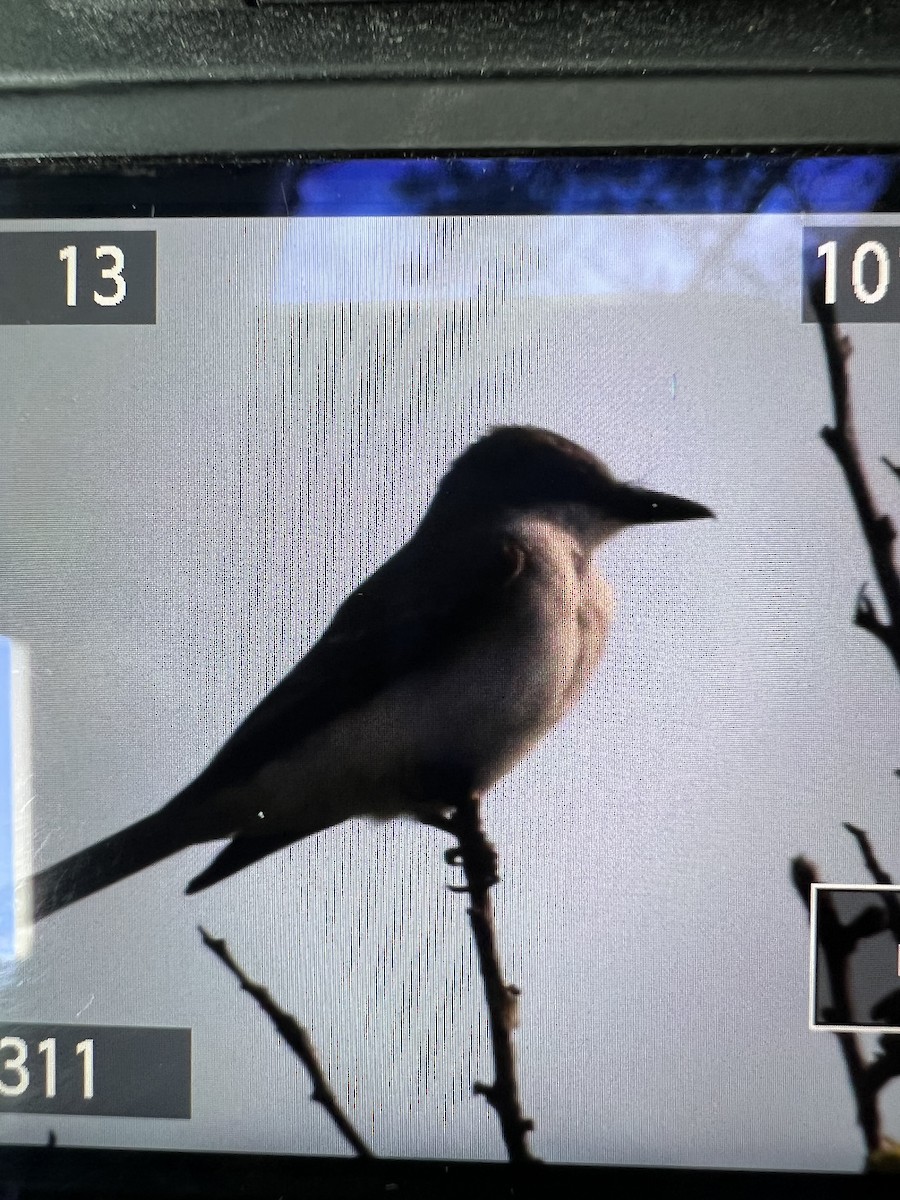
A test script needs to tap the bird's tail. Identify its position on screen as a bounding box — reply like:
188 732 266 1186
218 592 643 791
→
30 808 197 922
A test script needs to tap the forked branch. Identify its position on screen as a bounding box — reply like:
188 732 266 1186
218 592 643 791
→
810 289 900 673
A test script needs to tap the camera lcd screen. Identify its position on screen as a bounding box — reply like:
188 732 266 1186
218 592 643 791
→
1 154 898 1174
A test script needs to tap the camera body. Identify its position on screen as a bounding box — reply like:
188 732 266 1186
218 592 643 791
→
2 3 900 1197
1 1 898 158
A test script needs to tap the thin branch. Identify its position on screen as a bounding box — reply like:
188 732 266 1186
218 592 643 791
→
810 288 900 674
445 796 537 1164
841 825 900 1102
854 585 895 651
791 857 882 1153
883 457 900 484
844 822 895 886
844 822 900 942
865 1047 900 1095
199 926 373 1159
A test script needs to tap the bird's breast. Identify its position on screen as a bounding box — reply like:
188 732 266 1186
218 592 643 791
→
248 522 613 829
359 520 613 799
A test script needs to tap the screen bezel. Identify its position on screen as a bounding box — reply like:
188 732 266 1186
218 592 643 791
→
3 75 900 162
1 143 895 1199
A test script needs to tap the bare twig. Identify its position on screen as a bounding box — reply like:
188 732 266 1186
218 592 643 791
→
445 796 537 1164
865 1048 900 1096
199 926 373 1159
844 822 894 886
791 857 882 1153
883 457 900 484
841 824 900 1099
810 289 900 673
854 585 896 652
844 822 900 941
793 833 900 1158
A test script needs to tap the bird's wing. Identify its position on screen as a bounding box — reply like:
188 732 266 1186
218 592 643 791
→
181 529 527 800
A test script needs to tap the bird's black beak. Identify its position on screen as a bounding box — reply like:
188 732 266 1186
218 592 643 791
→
609 483 715 525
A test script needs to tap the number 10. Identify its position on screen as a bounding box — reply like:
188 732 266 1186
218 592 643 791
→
817 239 892 305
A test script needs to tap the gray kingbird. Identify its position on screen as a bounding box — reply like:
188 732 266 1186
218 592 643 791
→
32 425 713 918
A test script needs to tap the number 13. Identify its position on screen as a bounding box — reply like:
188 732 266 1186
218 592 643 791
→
59 244 127 307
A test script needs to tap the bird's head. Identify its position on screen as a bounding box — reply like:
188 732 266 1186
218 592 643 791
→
425 426 714 546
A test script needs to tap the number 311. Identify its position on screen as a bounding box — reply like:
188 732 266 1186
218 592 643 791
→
0 1035 94 1100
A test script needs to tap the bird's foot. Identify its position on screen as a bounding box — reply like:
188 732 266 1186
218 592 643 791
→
445 833 499 890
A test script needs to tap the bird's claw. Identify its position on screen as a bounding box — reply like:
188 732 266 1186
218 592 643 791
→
443 839 499 887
